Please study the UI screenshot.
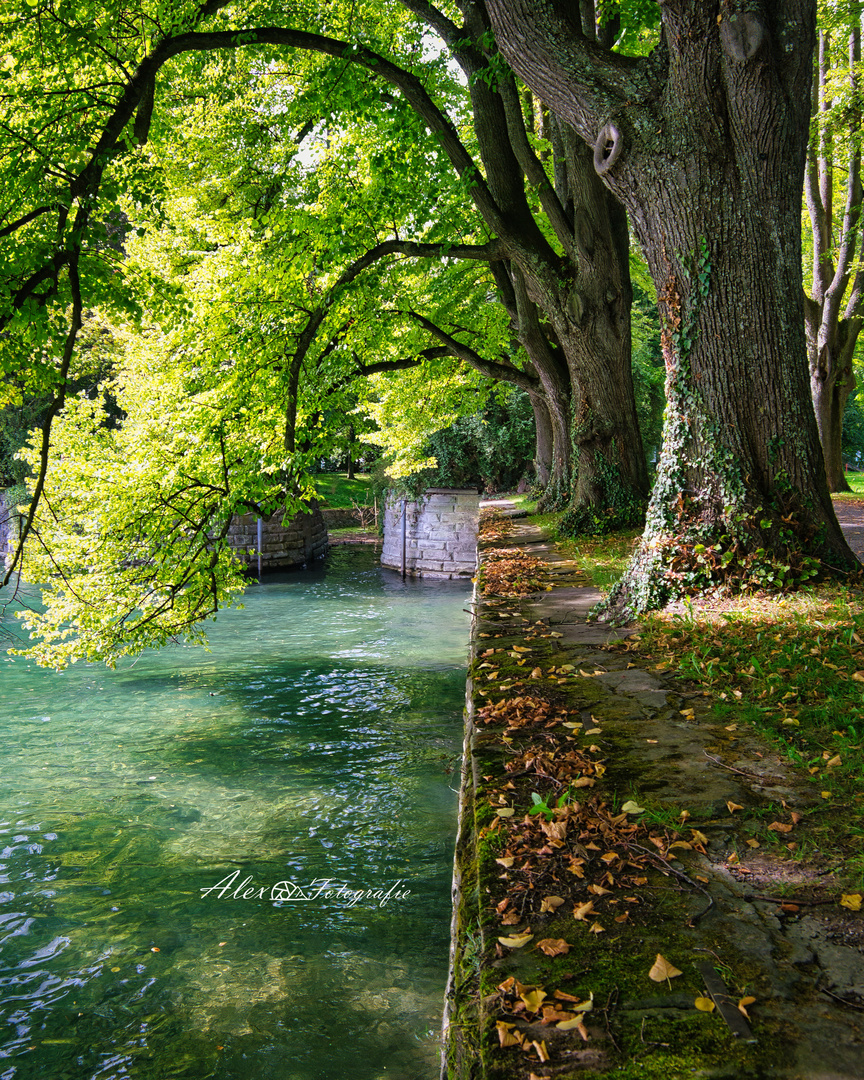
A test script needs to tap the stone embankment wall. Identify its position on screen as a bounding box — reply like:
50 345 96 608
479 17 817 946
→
225 502 328 571
0 490 19 570
381 488 478 578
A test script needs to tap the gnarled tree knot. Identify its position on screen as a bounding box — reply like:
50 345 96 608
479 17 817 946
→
593 122 623 177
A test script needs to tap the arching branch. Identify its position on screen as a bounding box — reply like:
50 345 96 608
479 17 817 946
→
406 309 540 391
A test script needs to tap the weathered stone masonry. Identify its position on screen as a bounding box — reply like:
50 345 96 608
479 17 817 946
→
225 502 328 571
381 488 479 578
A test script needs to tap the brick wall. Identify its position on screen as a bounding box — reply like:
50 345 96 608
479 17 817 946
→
381 488 478 578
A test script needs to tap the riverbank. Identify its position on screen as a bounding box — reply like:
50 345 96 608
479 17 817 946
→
443 511 864 1079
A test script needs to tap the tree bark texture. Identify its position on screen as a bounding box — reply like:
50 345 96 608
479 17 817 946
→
486 0 859 611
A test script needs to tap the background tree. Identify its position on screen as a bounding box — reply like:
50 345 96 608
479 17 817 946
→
487 0 859 615
804 5 864 492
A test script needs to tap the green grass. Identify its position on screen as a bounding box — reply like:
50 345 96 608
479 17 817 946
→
555 527 641 590
311 472 373 508
832 470 864 497
635 585 864 886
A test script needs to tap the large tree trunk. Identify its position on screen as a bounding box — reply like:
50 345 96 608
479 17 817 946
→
528 390 553 486
451 1 647 523
548 134 647 530
487 0 859 612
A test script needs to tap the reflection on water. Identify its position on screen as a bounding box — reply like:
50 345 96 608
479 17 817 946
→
0 546 469 1079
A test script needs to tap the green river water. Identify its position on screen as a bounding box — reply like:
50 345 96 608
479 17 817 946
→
0 546 470 1080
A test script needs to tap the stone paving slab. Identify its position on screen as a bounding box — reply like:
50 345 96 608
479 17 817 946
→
443 519 864 1080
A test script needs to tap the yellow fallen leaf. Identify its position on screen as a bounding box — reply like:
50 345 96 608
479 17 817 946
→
499 932 534 948
536 938 570 957
821 791 832 799
649 954 683 982
573 900 595 921
746 839 760 848
578 669 594 677
621 800 645 814
695 997 715 1012
529 667 542 678
520 988 547 1012
690 829 708 845
496 856 515 867
572 777 596 788
587 883 612 896
512 645 532 653
589 921 605 934
539 895 565 913
727 852 740 865
496 807 515 817
840 893 862 911
826 754 842 768
738 995 756 1018
852 671 864 683
727 801 744 813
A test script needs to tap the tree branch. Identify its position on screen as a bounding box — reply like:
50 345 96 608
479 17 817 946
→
484 0 649 145
497 71 576 258
407 309 540 390
283 237 504 451
2 255 82 589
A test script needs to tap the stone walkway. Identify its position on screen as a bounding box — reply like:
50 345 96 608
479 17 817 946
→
443 514 864 1080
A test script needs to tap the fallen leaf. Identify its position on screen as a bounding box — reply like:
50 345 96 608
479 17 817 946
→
826 754 842 768
767 821 793 833
780 903 799 913
499 933 534 948
727 801 744 813
496 856 514 867
496 808 515 818
530 667 542 678
746 839 760 849
840 893 862 911
573 900 595 921
530 1039 550 1062
852 671 864 683
821 791 832 799
556 1015 587 1030
539 895 565 913
536 937 570 956
738 995 756 1018
496 1021 523 1047
649 954 683 982
621 800 646 814
520 988 547 1012
694 997 715 1012
589 921 605 934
